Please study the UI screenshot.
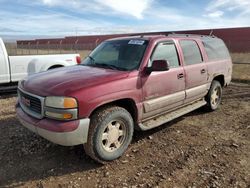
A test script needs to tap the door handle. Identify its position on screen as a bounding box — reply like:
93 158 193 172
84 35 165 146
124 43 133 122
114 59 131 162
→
201 69 206 74
177 73 184 79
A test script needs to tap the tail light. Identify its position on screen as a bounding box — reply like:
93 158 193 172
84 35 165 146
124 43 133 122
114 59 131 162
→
76 56 81 64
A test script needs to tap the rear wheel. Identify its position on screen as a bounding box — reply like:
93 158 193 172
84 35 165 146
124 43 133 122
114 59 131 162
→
84 106 134 163
205 80 222 111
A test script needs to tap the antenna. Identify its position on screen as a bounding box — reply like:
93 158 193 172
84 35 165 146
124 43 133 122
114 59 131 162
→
209 30 214 36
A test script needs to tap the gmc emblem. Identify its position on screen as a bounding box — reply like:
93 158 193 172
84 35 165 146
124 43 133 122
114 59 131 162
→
21 96 30 107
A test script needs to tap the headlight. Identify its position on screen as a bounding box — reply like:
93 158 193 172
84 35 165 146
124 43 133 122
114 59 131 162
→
45 96 77 109
45 96 78 120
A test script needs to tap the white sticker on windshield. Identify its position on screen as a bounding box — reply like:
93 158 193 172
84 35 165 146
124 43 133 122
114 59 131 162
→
128 40 145 45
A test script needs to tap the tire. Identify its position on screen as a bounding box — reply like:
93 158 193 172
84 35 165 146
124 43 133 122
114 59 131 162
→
84 106 134 164
205 80 222 111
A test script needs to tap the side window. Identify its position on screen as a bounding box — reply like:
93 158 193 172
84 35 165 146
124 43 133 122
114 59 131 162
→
150 42 180 68
180 40 203 65
202 38 231 61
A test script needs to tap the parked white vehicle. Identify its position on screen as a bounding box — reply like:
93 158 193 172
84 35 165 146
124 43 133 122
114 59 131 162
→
0 38 81 87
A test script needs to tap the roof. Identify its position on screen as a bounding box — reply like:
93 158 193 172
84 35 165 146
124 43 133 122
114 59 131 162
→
105 34 217 42
106 35 166 41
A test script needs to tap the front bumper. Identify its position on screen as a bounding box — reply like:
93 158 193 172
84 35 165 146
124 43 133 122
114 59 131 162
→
16 105 90 146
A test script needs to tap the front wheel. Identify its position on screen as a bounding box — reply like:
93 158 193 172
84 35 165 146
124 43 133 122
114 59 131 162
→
84 106 134 163
205 80 222 111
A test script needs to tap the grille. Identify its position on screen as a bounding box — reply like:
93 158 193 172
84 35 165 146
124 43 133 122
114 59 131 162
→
18 89 42 115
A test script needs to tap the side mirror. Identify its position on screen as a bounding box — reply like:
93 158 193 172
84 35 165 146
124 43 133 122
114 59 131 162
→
146 60 170 73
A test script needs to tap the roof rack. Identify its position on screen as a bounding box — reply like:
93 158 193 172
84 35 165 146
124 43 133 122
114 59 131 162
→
128 33 217 39
167 33 216 38
129 33 165 38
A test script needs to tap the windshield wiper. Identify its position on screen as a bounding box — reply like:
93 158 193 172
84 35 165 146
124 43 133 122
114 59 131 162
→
87 55 95 63
95 63 127 71
81 55 97 67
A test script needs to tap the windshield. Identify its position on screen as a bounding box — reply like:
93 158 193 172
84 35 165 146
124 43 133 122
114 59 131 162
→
81 39 148 71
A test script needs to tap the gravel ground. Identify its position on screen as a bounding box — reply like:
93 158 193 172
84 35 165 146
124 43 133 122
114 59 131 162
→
0 82 249 188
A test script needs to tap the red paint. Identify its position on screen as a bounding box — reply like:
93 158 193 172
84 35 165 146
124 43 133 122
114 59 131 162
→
76 56 81 64
18 35 232 133
37 118 79 132
16 106 79 132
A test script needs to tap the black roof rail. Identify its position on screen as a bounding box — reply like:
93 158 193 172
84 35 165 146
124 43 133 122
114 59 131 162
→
128 33 218 38
167 33 217 38
129 33 165 38
128 33 140 36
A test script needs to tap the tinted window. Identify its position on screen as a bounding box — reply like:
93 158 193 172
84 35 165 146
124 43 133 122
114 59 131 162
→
150 42 179 68
202 38 230 61
83 39 148 71
94 43 119 62
180 40 203 65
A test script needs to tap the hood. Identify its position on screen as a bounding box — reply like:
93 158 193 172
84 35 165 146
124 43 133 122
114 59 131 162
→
21 65 129 96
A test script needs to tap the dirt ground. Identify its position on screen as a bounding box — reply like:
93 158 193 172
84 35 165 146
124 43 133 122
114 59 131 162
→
0 82 249 188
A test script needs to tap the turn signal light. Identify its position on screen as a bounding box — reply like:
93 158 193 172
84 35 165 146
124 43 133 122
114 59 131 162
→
76 56 81 64
63 98 77 108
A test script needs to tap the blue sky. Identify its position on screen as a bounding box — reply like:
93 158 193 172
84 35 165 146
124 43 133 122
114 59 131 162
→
0 0 250 39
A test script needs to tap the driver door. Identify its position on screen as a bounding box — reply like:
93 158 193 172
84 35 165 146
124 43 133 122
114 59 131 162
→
141 41 185 119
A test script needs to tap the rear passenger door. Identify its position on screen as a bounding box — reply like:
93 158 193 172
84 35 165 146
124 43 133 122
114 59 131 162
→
179 40 209 103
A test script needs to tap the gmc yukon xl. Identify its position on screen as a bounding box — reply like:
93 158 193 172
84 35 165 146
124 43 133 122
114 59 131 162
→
16 34 232 163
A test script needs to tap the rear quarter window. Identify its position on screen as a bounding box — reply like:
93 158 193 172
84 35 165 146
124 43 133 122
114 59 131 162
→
202 38 231 61
180 40 203 65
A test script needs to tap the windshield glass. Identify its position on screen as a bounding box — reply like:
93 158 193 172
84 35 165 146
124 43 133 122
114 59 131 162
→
82 39 148 71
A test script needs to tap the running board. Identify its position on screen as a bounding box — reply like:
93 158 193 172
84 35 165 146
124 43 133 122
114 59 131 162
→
138 99 207 131
0 85 17 93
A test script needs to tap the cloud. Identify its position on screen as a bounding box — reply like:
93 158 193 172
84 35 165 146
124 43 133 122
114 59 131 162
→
0 10 113 36
206 10 224 18
95 0 152 19
206 0 250 13
1 0 250 39
42 0 60 6
143 4 249 31
201 0 250 25
39 0 152 19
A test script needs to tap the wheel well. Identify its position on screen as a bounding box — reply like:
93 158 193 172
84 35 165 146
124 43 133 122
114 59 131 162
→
213 75 225 87
90 99 138 123
48 65 64 70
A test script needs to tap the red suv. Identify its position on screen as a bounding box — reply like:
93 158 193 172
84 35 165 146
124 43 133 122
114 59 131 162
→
16 34 232 163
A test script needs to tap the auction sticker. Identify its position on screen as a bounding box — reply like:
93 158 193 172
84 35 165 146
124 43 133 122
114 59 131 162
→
128 40 145 45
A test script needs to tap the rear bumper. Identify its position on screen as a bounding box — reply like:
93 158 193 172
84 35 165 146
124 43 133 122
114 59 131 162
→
225 75 232 86
16 105 90 146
